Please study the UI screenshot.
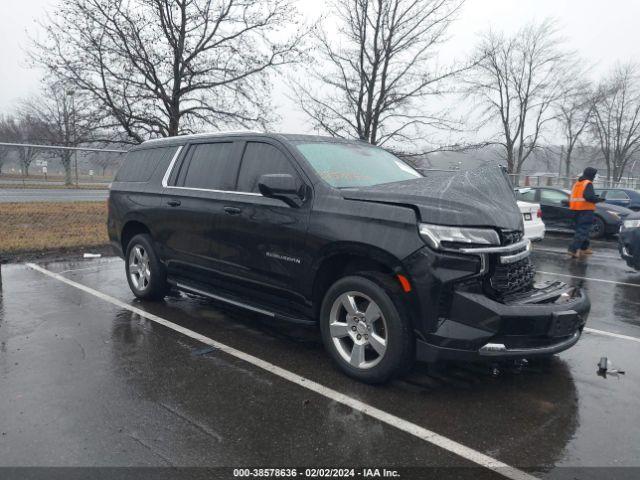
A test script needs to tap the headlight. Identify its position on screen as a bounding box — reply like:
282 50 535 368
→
419 223 500 250
606 210 621 220
623 219 640 229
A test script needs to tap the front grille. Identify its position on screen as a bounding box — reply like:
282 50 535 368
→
501 230 524 246
489 257 536 296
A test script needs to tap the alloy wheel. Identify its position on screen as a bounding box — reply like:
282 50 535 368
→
328 291 388 369
129 245 151 291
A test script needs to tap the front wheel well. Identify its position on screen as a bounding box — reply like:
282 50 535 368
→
121 221 151 253
312 254 398 316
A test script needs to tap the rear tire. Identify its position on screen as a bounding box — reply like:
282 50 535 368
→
319 273 414 384
124 233 169 300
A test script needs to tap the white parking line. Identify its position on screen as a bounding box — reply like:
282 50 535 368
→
584 328 640 343
537 270 640 288
25 262 537 480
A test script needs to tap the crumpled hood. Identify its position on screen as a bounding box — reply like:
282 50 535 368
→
341 163 523 230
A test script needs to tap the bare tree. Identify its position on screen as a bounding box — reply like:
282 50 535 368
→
21 82 106 185
590 63 640 183
556 79 594 180
468 20 571 174
33 0 305 143
3 115 49 177
89 151 122 177
293 0 467 148
0 116 15 175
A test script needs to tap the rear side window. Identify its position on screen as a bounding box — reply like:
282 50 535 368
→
540 189 568 205
236 142 299 193
115 146 176 182
181 142 237 190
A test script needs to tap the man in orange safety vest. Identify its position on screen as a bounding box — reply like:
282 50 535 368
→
568 167 604 258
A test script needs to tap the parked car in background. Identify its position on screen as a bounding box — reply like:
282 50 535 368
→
517 201 545 241
594 188 640 211
515 187 633 239
619 213 640 270
108 132 590 383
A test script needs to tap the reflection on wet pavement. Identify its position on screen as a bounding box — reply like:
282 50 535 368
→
0 233 639 476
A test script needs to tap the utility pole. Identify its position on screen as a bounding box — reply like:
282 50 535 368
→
66 89 78 187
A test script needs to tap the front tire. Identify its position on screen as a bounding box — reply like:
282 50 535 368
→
125 233 169 300
319 274 414 384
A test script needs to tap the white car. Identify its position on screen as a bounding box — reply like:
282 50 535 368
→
518 200 545 241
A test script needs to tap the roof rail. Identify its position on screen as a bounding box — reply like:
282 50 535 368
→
142 130 263 145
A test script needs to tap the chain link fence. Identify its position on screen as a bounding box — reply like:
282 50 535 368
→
508 174 640 190
0 143 126 258
0 142 127 188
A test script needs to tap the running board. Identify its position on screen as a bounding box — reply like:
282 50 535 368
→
173 281 316 326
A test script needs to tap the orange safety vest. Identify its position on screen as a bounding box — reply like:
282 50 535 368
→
569 179 596 211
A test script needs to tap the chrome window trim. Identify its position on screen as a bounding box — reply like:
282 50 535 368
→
161 146 184 188
165 185 263 197
160 144 262 197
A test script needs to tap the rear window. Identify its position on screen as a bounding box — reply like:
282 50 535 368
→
180 142 237 190
115 146 177 182
516 188 537 202
606 190 629 200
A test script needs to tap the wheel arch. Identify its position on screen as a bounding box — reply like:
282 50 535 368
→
120 220 152 254
310 243 409 317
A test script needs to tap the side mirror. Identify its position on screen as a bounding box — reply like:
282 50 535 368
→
561 199 569 207
258 174 306 207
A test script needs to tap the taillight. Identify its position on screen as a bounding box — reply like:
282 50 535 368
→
537 208 542 218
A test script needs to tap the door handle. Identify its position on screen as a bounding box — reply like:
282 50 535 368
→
167 200 181 207
223 206 242 215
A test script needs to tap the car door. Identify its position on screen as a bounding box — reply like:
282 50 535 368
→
539 188 573 230
215 140 312 312
158 140 244 281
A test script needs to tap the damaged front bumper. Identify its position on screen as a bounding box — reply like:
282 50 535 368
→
415 281 590 362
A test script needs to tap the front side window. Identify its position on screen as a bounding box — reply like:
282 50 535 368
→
181 142 237 190
236 142 299 193
540 189 568 205
294 142 421 188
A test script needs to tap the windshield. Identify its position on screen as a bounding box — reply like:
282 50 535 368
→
294 142 422 188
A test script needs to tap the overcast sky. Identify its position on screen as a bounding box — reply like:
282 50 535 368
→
1 0 639 134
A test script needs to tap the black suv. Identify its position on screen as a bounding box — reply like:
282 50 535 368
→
108 132 590 383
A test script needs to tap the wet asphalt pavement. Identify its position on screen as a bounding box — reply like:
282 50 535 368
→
1 234 639 479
